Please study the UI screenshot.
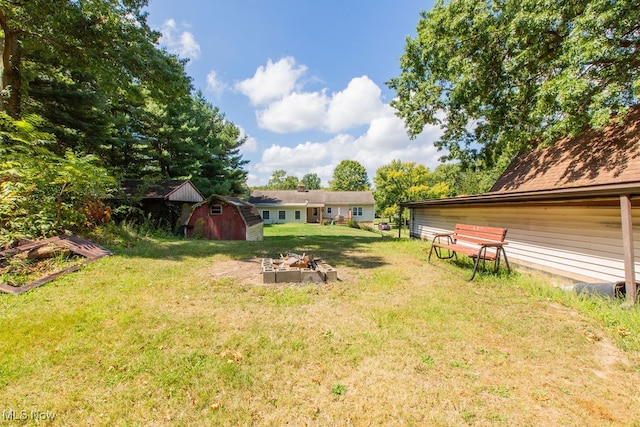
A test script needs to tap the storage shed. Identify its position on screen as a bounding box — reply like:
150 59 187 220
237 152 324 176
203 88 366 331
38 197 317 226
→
119 179 205 229
402 107 640 287
185 196 263 241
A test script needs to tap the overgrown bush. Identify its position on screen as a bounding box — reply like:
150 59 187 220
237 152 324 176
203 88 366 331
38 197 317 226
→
0 114 115 246
346 219 360 229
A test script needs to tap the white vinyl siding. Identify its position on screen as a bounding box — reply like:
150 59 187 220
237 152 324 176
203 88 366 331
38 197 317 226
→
258 206 306 224
323 204 375 223
409 202 640 283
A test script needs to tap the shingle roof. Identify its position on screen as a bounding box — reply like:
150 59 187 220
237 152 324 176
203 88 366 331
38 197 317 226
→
249 190 375 205
222 196 263 227
491 106 640 194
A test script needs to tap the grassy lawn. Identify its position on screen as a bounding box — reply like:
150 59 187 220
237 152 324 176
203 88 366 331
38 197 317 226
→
1 223 640 425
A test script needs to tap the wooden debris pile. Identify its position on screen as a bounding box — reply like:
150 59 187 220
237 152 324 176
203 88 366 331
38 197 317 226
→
0 235 113 295
273 253 318 270
262 253 336 284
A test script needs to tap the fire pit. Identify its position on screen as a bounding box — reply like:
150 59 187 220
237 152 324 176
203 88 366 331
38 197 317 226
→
262 253 337 283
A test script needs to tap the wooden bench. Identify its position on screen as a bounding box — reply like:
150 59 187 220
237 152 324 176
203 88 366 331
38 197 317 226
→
427 224 511 280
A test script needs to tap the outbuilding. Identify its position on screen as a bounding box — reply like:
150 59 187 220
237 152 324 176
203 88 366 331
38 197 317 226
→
119 179 205 230
402 107 640 289
185 195 263 241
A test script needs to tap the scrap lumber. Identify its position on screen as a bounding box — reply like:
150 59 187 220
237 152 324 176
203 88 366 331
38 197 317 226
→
0 234 113 295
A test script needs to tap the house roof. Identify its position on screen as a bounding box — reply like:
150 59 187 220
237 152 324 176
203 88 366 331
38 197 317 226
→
249 190 375 206
121 179 204 203
402 106 640 208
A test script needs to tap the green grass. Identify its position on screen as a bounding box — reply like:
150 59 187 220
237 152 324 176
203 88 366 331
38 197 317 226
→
1 223 640 425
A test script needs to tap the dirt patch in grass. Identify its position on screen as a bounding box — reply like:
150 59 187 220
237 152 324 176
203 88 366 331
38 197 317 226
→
201 257 363 286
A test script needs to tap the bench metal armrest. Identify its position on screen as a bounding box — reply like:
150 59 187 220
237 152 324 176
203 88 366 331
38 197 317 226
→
432 233 454 245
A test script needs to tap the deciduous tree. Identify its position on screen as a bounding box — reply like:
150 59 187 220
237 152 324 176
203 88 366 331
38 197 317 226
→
301 173 321 190
329 160 369 191
373 160 446 223
388 0 640 167
0 114 115 244
266 170 299 190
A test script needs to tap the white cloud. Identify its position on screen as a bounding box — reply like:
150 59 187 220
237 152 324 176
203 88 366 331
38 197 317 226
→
235 57 307 106
324 76 386 133
241 60 390 135
237 126 259 154
241 136 259 154
240 57 445 186
256 91 328 133
159 19 201 61
251 112 444 187
206 71 226 97
245 172 261 187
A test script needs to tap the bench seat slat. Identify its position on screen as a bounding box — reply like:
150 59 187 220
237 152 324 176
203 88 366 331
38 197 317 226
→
431 242 498 260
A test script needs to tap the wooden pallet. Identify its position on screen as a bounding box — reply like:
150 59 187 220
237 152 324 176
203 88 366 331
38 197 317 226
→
0 235 112 295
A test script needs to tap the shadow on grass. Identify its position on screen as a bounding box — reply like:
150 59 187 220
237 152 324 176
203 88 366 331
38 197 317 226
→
428 254 512 281
108 226 389 270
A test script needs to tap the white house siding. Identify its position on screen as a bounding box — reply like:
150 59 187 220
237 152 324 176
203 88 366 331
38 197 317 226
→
409 202 640 283
246 223 264 241
324 204 375 223
257 206 306 224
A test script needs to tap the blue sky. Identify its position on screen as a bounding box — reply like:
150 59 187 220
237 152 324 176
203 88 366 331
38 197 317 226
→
144 0 442 187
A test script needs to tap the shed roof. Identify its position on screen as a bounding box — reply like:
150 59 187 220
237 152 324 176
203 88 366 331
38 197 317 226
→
249 190 375 206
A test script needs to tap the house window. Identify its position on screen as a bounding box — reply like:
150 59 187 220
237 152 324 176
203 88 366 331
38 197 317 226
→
262 211 270 220
279 210 286 220
327 207 332 214
210 205 223 215
353 207 363 217
295 210 301 220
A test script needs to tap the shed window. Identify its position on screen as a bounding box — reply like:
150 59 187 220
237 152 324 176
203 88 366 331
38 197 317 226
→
295 210 301 220
279 210 286 220
210 205 223 215
262 211 270 220
327 207 332 214
353 207 363 217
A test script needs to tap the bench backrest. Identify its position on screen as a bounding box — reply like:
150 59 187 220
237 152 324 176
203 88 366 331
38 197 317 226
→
453 224 507 245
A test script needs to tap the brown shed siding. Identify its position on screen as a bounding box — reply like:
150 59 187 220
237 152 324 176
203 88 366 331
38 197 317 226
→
187 202 247 240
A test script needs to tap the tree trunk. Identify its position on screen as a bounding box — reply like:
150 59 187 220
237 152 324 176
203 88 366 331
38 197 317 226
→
0 12 22 118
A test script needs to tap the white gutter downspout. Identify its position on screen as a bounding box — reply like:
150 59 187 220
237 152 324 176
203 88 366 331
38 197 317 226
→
620 195 637 307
